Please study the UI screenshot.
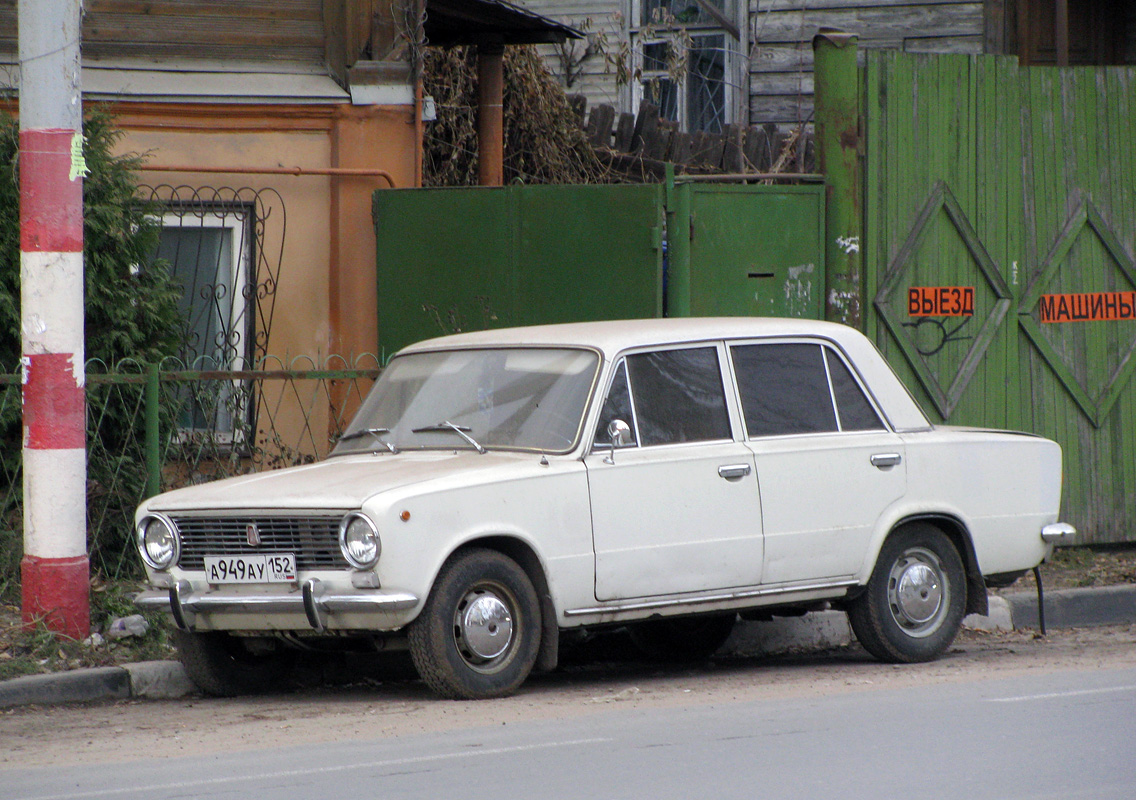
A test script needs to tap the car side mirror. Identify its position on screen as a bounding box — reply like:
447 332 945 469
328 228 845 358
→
604 419 632 464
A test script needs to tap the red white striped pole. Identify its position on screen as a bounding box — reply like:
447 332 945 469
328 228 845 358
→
18 0 89 639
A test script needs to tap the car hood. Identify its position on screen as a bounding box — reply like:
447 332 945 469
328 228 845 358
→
139 451 546 513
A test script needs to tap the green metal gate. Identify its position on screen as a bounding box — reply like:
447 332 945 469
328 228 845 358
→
864 52 1136 544
374 184 665 355
374 181 825 355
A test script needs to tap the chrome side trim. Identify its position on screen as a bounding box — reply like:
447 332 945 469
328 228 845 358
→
1041 522 1076 544
563 579 858 617
135 584 419 632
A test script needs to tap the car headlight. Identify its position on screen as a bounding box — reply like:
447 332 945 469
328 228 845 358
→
339 513 381 569
137 515 179 570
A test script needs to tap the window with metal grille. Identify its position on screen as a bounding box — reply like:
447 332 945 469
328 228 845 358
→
151 203 255 440
630 0 739 133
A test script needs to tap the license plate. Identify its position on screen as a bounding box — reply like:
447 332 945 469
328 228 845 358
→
203 554 297 584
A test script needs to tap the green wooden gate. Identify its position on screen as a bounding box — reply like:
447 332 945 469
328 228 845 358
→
864 52 1136 544
374 181 825 355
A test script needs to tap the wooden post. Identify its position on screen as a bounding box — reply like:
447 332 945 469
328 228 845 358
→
813 28 862 329
478 42 504 187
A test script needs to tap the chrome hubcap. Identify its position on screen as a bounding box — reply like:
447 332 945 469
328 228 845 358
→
888 548 946 637
455 589 514 663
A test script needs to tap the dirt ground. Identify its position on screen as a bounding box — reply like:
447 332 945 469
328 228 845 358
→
2 622 1135 769
1003 545 1136 591
1 545 1134 768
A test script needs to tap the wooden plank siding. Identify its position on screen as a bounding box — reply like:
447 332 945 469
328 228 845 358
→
0 0 326 63
865 51 1136 544
524 0 994 130
749 0 985 126
532 1 626 111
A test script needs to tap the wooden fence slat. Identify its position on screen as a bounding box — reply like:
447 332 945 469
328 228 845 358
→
866 51 1136 543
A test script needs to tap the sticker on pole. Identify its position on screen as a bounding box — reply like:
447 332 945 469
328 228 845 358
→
69 132 89 181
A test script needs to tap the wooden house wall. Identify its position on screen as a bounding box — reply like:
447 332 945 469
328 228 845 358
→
525 0 991 130
531 0 626 111
0 0 326 63
749 0 985 127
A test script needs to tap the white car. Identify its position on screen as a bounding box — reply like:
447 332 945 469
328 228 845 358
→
135 318 1074 699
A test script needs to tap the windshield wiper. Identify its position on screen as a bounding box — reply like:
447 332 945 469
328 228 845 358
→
411 420 487 454
338 427 398 453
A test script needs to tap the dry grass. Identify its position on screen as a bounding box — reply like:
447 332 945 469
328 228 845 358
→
1009 545 1136 591
0 580 173 681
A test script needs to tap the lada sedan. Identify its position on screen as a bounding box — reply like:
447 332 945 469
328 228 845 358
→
135 318 1073 699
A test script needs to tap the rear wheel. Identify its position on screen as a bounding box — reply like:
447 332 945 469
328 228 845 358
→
408 548 541 699
848 524 966 663
628 613 736 662
173 630 294 696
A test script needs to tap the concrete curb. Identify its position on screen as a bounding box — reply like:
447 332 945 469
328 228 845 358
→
3 584 1133 709
964 595 1014 632
722 610 852 657
0 660 195 709
1000 583 1136 630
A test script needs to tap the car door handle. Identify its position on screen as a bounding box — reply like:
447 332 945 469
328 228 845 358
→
870 453 902 469
718 463 752 480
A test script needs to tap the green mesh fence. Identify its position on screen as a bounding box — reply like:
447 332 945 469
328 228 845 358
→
0 356 380 593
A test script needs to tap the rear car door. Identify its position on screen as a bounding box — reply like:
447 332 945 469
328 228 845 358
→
730 340 906 585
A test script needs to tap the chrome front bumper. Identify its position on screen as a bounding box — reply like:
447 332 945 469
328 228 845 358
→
135 578 419 634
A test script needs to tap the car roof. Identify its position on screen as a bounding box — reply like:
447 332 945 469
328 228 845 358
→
399 317 932 432
400 317 865 358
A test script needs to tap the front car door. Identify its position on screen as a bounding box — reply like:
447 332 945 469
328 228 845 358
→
728 340 907 585
584 344 765 601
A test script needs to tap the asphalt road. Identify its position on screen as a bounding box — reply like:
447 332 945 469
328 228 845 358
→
4 662 1134 800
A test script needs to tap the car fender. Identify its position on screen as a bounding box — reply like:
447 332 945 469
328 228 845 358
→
363 463 594 627
857 502 987 617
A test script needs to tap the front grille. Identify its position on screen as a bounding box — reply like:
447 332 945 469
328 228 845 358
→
172 515 350 570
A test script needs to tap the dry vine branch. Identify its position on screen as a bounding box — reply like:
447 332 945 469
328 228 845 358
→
422 46 618 186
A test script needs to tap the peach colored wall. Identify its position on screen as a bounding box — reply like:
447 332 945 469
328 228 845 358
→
126 127 334 362
106 102 418 456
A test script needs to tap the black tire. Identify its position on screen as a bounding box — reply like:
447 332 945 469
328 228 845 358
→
408 548 542 699
848 523 967 663
628 613 736 662
173 629 294 697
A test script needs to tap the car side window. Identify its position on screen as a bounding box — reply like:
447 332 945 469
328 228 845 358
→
592 360 639 449
825 348 885 431
626 347 731 446
731 343 838 436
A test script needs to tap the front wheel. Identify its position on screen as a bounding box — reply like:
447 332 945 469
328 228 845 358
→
173 630 294 696
408 548 541 699
848 524 966 663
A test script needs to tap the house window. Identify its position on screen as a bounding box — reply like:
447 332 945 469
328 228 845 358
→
630 0 738 133
153 207 254 438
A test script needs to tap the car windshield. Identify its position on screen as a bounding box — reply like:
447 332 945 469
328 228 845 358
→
332 347 600 455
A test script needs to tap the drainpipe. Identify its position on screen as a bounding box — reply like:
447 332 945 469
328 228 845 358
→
477 41 505 187
813 28 862 329
18 0 89 639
